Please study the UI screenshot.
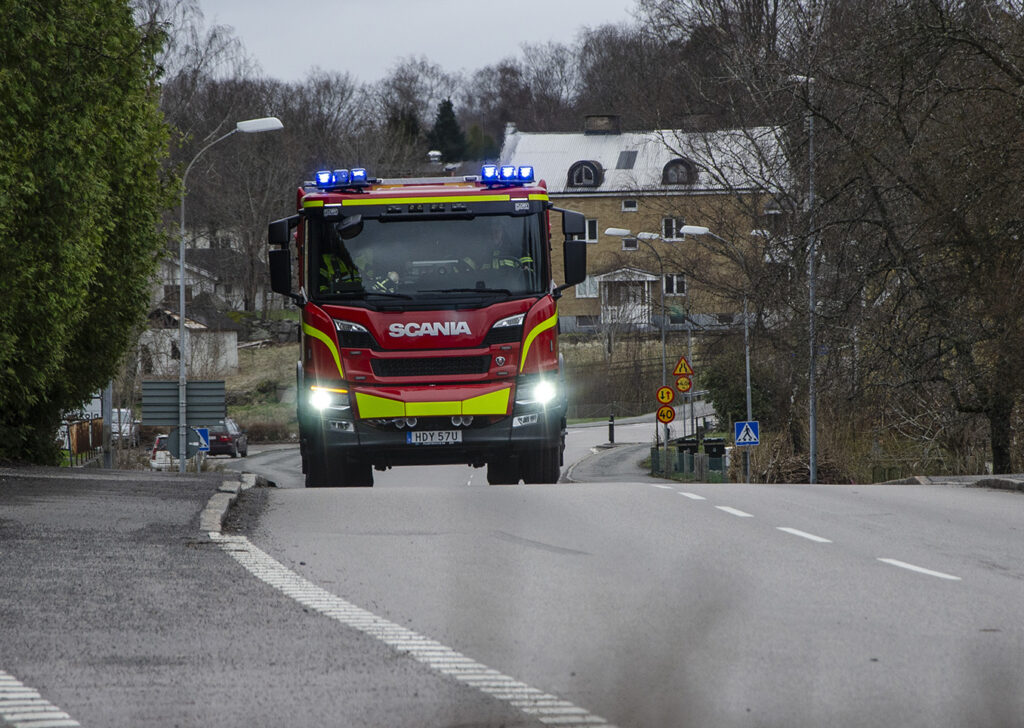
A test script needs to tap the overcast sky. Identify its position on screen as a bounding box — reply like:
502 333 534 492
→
198 0 640 84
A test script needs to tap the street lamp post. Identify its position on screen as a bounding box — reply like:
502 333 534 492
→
177 116 283 472
680 225 754 482
604 227 671 469
789 74 818 483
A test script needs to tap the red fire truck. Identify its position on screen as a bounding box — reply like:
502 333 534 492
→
268 164 586 487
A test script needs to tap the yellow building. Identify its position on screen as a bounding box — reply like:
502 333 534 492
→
501 116 787 333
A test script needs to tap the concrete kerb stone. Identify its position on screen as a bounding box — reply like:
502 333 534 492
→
201 472 269 535
971 477 1024 493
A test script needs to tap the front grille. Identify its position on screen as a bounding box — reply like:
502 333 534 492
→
371 355 491 378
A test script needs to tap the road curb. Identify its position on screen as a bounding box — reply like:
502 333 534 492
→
201 472 267 535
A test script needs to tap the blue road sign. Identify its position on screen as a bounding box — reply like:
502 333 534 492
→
196 427 210 452
735 420 760 446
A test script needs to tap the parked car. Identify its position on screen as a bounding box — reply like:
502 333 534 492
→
207 418 248 458
149 434 177 471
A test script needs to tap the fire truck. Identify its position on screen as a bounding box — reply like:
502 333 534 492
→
268 164 587 487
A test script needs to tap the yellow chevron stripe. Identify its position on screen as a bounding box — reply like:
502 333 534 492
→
519 313 558 372
302 322 343 379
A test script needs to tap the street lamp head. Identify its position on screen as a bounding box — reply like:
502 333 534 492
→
604 227 632 237
235 116 284 133
679 225 710 236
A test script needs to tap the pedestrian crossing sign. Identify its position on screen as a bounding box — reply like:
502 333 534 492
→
734 421 759 446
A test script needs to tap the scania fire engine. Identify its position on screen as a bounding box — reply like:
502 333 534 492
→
268 164 587 487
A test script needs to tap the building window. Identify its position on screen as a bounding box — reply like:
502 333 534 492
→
664 273 686 296
662 217 687 240
621 237 638 251
663 158 698 185
616 150 638 169
567 160 603 187
575 276 598 298
621 199 638 212
585 218 598 243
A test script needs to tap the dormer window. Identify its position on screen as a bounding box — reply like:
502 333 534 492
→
568 160 603 188
663 158 698 185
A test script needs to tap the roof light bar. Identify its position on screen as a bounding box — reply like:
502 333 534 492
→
313 167 373 190
481 163 537 186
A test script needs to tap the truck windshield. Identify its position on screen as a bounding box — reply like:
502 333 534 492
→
310 214 547 301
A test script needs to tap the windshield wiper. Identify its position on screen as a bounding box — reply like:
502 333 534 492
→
419 287 513 295
365 291 414 299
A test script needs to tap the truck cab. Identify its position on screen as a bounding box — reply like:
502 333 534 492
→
269 165 586 487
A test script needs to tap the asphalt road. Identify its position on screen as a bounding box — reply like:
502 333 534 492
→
2 422 1023 727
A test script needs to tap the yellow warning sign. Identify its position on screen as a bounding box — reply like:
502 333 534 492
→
673 355 694 376
656 386 675 405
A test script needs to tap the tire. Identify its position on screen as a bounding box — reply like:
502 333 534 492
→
524 444 561 484
339 458 373 487
306 452 374 488
487 456 520 485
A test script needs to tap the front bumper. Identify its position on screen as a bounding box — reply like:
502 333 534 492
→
309 405 564 468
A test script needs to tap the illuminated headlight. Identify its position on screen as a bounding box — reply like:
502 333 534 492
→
310 386 349 411
515 377 558 408
533 380 557 404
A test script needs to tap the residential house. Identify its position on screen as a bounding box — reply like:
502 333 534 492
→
500 115 787 332
138 293 243 377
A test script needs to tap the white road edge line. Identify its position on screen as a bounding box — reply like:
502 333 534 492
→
0 671 79 728
210 532 617 727
877 558 961 581
715 506 754 518
777 527 832 543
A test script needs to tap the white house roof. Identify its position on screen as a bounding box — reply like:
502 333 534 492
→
501 125 788 196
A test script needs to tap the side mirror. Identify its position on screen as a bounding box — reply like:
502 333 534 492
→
269 248 292 296
563 239 587 287
268 215 299 247
560 210 586 237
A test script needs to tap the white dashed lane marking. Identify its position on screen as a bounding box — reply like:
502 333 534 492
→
715 506 754 518
211 532 617 728
877 558 961 581
777 527 832 543
0 671 80 727
679 492 706 500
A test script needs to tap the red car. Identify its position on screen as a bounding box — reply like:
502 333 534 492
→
207 418 248 458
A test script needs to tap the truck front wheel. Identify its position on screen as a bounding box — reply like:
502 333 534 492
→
487 456 520 485
524 444 561 484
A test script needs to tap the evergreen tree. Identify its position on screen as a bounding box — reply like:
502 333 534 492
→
0 0 171 463
426 98 467 163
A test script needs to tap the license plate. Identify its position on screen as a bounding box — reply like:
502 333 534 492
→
407 430 462 445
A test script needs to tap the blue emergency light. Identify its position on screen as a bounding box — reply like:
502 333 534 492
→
481 164 536 186
314 167 372 190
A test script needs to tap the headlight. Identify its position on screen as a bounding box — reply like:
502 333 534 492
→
492 313 525 328
515 377 558 408
310 385 349 411
333 319 369 333
533 380 557 404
